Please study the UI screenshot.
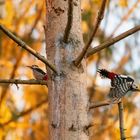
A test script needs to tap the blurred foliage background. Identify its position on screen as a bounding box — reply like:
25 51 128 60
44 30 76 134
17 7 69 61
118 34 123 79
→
0 0 140 140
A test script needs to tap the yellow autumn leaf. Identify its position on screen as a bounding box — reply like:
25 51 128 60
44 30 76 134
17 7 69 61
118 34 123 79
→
82 21 88 33
119 0 128 7
2 1 15 28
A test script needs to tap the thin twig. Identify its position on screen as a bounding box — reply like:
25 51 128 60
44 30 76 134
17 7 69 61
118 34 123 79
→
86 25 140 57
1 98 48 126
74 0 107 66
0 79 48 85
90 100 127 139
89 100 111 109
63 0 73 43
109 0 140 37
0 24 58 74
118 101 126 140
27 3 44 38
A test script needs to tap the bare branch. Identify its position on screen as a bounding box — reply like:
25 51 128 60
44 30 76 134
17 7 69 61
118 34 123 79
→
89 100 110 109
74 0 107 66
0 24 58 74
1 98 48 126
63 0 73 43
0 9 43 105
27 3 44 38
0 79 48 85
86 25 140 57
90 100 127 139
109 0 139 37
118 101 126 140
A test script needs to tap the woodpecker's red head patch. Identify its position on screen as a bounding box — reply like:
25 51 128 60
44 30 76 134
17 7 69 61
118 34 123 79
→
97 69 117 80
43 74 48 80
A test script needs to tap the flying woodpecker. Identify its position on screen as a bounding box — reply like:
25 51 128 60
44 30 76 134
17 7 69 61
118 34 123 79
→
27 65 48 80
97 69 140 102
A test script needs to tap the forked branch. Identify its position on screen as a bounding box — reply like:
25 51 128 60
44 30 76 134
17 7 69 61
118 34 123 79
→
90 100 127 140
74 0 107 66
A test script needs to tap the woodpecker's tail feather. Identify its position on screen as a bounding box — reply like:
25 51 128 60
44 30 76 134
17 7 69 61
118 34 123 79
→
97 69 110 79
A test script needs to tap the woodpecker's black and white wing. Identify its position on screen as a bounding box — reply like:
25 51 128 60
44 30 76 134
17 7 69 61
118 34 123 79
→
33 67 46 75
108 83 130 101
108 87 121 101
108 75 134 101
111 75 134 87
32 67 46 80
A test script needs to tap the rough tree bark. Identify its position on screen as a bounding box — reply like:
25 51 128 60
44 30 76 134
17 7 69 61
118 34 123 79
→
45 0 89 140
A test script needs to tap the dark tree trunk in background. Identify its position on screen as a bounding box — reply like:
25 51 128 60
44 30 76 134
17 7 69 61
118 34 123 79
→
45 0 89 140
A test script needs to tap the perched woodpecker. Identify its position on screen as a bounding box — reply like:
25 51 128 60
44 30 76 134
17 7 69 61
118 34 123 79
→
97 69 140 102
27 65 48 80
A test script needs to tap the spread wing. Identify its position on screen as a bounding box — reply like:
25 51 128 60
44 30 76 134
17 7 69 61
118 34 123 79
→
108 78 134 101
111 75 134 87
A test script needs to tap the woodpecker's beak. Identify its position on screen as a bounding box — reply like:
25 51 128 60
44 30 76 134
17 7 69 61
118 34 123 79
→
132 88 140 92
131 84 140 92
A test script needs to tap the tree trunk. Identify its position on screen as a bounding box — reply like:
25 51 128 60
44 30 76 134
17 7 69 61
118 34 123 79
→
45 0 89 140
